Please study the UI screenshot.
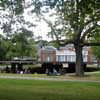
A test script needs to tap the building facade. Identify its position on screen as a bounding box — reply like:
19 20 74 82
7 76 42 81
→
39 44 89 64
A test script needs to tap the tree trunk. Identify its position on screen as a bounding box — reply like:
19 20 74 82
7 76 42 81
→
74 44 84 76
97 59 100 69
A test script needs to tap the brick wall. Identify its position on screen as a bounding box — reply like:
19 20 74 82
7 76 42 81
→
40 50 56 63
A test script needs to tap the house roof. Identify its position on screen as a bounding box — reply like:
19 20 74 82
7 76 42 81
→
42 46 56 51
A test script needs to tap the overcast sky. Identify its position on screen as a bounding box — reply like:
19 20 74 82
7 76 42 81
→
24 14 55 41
0 0 56 41
23 0 57 41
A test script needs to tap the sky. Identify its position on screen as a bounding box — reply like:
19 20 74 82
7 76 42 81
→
0 0 56 41
23 0 57 41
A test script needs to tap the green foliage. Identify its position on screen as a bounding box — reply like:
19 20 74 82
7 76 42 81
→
0 0 24 15
43 0 100 45
92 46 100 59
49 41 60 48
0 32 37 60
36 40 48 48
11 32 37 59
0 34 8 60
0 0 40 60
92 33 100 59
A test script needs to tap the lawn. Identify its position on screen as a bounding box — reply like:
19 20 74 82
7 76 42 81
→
0 78 100 100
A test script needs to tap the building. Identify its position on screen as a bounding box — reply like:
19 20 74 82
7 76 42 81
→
39 46 56 63
38 44 96 75
39 44 89 64
56 44 88 63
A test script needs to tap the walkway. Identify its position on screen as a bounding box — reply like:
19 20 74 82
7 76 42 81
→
0 75 100 83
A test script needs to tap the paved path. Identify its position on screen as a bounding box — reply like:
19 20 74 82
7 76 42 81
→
0 75 100 83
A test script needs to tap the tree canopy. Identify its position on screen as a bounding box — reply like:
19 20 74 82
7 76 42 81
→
0 0 39 60
40 0 100 76
0 31 37 60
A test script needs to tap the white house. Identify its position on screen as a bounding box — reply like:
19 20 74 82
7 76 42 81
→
39 44 89 64
56 44 88 63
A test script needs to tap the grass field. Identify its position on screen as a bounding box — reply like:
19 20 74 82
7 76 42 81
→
0 78 100 100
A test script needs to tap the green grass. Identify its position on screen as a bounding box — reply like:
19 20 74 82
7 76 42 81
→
0 78 100 100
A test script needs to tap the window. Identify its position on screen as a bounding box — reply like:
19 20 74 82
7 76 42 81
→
67 55 76 62
46 56 50 62
57 55 65 62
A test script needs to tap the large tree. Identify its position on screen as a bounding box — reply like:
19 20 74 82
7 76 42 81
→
0 31 37 60
0 0 38 60
12 30 37 58
39 0 100 76
63 0 100 76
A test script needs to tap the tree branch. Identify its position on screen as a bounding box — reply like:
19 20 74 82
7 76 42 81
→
37 14 63 46
49 39 74 46
80 25 97 41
